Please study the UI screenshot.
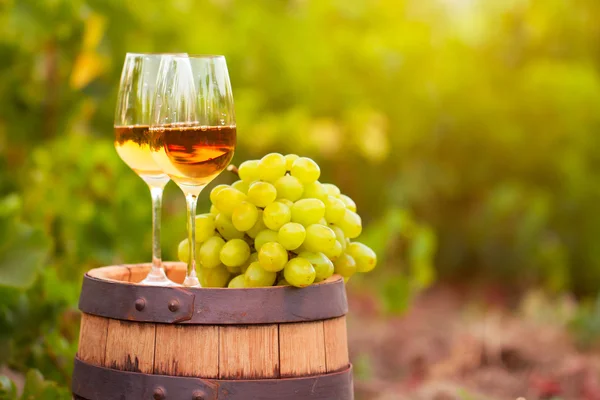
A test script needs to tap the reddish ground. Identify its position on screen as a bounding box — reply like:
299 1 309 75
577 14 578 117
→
347 285 600 400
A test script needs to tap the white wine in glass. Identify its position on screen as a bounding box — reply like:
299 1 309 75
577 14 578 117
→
114 125 168 185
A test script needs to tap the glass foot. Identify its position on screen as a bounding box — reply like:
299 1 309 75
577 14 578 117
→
139 267 181 287
139 277 181 287
183 275 201 288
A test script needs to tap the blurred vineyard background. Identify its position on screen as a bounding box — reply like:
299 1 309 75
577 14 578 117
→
2 0 600 398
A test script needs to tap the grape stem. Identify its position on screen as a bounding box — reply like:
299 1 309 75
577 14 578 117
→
227 164 240 177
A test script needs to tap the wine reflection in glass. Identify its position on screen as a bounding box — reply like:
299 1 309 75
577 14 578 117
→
150 55 236 287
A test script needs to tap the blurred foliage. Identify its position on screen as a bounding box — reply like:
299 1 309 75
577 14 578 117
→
359 208 437 313
0 370 70 400
1 0 600 393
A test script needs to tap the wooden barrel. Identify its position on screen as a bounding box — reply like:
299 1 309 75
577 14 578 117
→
72 263 353 400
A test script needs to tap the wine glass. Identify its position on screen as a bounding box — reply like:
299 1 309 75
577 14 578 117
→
150 55 236 287
114 53 182 286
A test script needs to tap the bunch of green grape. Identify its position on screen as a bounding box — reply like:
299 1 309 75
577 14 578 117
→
177 153 377 288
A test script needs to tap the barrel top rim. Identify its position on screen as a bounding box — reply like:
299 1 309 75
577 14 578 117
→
79 262 349 324
85 262 343 289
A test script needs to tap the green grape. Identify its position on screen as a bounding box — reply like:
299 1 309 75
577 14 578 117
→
298 251 334 283
232 201 259 231
330 226 347 250
195 213 216 243
258 242 288 272
215 213 245 240
210 204 220 215
220 238 251 267
215 187 248 217
284 154 299 170
254 229 279 251
228 274 246 288
346 242 377 273
232 180 250 194
291 198 326 226
177 238 199 264
263 201 291 231
277 222 306 250
226 265 242 274
246 210 267 238
291 157 320 184
238 160 261 183
293 245 307 255
244 262 277 287
301 181 327 200
259 153 287 182
198 236 226 268
303 224 336 253
339 194 357 212
318 218 328 225
322 183 341 197
247 181 277 207
283 257 316 287
337 209 362 239
323 240 343 261
276 277 290 286
210 184 229 204
198 265 230 288
324 196 346 224
274 175 304 201
241 252 259 273
278 198 294 208
334 253 357 278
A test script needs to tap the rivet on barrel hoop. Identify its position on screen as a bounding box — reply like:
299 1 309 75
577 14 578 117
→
192 390 205 400
168 299 180 312
153 387 165 400
134 298 145 311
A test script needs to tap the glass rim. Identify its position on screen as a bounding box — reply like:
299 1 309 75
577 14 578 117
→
148 122 237 129
181 54 226 59
125 52 187 57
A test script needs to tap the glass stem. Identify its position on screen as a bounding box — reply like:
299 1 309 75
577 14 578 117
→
183 192 200 287
144 185 168 282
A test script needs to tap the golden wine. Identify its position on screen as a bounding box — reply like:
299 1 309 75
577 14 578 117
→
114 125 169 184
150 125 236 190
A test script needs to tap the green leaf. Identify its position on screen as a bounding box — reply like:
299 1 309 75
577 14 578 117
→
381 275 411 314
38 384 70 400
409 226 437 264
0 375 17 400
411 260 436 289
21 370 45 400
20 370 70 400
0 196 50 289
360 208 414 257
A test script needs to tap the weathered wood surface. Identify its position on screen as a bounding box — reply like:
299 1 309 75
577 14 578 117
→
77 314 108 367
279 321 327 377
219 325 280 379
105 319 156 373
324 316 350 372
154 324 219 377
